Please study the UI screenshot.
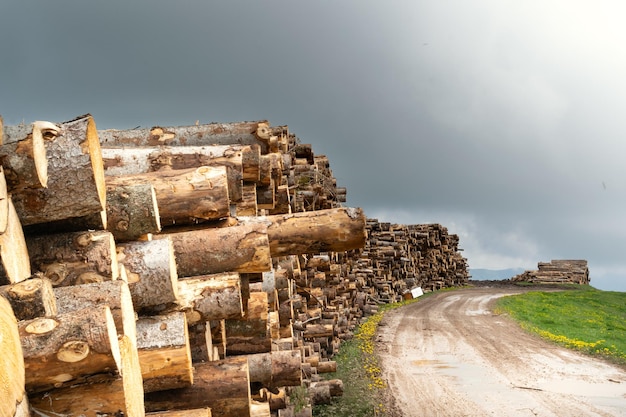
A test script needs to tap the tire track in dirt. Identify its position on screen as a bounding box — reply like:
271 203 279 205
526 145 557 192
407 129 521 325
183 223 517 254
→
376 287 626 417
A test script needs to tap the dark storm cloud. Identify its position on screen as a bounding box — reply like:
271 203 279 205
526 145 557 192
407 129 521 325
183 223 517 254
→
2 1 626 290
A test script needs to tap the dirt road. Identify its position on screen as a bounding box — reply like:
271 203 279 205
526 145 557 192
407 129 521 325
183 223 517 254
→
376 287 626 416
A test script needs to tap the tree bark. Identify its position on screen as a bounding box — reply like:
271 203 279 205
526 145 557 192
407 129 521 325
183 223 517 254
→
176 272 244 323
11 114 106 226
0 197 31 286
54 280 137 342
117 239 179 312
147 409 212 417
106 166 230 227
236 184 258 216
0 121 61 192
157 222 271 277
99 120 271 151
26 230 118 287
248 349 302 389
20 305 121 393
0 296 28 417
238 207 367 256
28 335 145 417
0 276 57 320
144 356 251 417
225 292 270 355
106 182 161 241
136 312 194 393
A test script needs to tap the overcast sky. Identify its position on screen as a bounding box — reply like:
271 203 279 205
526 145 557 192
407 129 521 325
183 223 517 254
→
2 1 626 290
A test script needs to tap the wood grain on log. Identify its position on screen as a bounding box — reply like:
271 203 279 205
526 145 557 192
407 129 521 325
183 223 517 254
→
54 280 137 341
144 356 251 417
20 305 121 393
238 207 367 256
99 120 270 151
12 114 106 226
0 121 58 191
158 221 271 277
117 238 178 312
176 272 243 323
106 182 161 241
107 166 230 226
136 312 193 393
26 230 118 287
0 197 31 285
0 276 56 320
28 335 144 417
0 296 28 417
225 292 270 355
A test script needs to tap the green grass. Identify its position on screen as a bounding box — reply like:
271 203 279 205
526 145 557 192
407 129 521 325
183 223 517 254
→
313 296 427 417
496 285 626 365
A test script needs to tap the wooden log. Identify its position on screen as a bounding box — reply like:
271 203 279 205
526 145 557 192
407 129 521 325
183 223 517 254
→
54 280 137 341
0 296 29 417
20 305 121 393
225 292 270 355
258 387 286 411
144 356 251 417
310 379 343 397
0 121 60 191
147 409 212 417
250 400 271 417
308 384 331 405
316 360 337 373
106 166 230 227
176 272 244 323
157 222 271 277
136 312 194 393
106 182 161 241
236 183 258 216
0 197 31 286
11 114 106 226
26 230 118 287
117 239 178 312
28 335 144 417
248 350 302 388
99 120 271 151
0 276 56 320
102 144 259 198
238 207 367 256
0 167 8 234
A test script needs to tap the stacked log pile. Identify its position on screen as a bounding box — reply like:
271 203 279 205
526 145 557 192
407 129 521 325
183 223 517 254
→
511 260 590 285
0 114 469 417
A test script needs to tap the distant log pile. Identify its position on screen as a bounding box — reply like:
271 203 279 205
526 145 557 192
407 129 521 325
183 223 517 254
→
0 114 467 417
511 260 590 285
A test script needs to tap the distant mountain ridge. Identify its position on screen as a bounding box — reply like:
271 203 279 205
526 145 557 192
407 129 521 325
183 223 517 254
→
469 268 526 281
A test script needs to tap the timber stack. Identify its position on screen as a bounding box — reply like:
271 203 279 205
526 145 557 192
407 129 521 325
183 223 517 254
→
511 260 590 285
0 114 468 417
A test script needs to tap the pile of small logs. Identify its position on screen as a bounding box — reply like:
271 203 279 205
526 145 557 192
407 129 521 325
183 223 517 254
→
0 114 469 417
511 260 590 285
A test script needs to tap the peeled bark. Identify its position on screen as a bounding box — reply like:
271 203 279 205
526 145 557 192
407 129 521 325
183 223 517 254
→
11 114 106 226
158 222 271 277
26 230 118 287
106 166 230 226
106 182 161 241
0 296 28 417
136 312 194 392
20 305 121 393
28 335 144 417
0 197 31 286
176 272 244 323
0 276 57 320
117 239 179 312
144 356 251 417
238 207 367 256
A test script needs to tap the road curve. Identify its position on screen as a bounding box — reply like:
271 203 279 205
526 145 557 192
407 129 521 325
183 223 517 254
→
376 287 626 417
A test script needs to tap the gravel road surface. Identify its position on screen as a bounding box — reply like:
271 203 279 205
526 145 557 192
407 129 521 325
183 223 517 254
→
376 287 626 416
